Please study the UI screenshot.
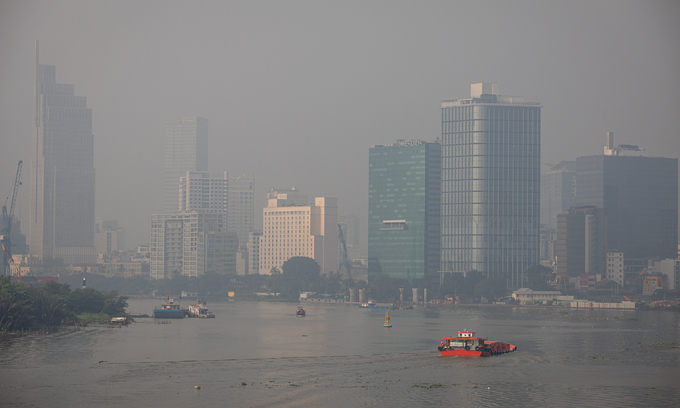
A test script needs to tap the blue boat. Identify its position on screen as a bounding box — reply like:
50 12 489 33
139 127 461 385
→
153 297 185 318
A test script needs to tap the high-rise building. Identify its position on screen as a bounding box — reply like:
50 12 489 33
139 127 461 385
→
30 41 96 264
164 117 208 213
555 206 607 277
94 218 126 255
227 175 255 249
541 161 576 231
575 138 678 260
247 231 262 275
368 139 441 283
150 212 235 279
441 83 541 288
180 172 227 229
259 196 337 275
179 172 254 248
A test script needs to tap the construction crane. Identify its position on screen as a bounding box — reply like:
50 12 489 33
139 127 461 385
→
338 224 352 281
1 160 22 276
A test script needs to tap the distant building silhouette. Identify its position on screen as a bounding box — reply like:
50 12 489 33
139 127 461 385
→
441 83 541 288
575 146 678 261
30 41 95 264
164 117 208 213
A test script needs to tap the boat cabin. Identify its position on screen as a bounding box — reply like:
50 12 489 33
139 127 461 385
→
440 331 488 350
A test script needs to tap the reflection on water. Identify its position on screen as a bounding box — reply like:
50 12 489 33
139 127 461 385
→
1 300 679 407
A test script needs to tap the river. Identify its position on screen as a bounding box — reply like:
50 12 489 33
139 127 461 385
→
1 299 679 407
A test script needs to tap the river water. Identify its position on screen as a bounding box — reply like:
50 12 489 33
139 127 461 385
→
1 299 679 407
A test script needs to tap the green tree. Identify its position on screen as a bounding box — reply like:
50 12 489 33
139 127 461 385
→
473 276 507 302
281 257 321 289
526 265 555 290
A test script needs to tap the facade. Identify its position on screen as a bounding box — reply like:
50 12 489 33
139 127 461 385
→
540 162 577 230
575 152 678 261
368 140 441 283
30 41 96 264
164 117 208 213
606 251 624 287
247 231 262 275
150 212 233 279
259 196 337 275
555 206 607 277
179 172 255 248
649 259 680 290
94 219 126 256
227 175 255 249
441 83 541 288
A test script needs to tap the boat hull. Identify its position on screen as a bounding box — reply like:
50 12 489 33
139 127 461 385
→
153 309 184 319
440 349 491 357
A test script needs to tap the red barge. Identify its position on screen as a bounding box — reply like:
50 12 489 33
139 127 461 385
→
438 331 517 357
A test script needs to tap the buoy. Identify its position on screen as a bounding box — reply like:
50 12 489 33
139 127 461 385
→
384 310 392 327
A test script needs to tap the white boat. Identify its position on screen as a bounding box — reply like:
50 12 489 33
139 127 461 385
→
188 304 215 318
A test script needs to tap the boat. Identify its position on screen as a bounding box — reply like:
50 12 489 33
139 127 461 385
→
438 331 516 357
153 297 185 319
296 307 306 316
360 301 392 309
187 304 215 318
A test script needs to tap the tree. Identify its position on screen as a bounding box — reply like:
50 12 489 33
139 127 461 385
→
526 265 555 290
281 257 321 291
474 277 507 302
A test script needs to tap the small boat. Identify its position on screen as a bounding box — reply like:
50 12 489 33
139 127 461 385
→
296 307 306 316
188 304 215 318
153 297 185 319
438 331 516 357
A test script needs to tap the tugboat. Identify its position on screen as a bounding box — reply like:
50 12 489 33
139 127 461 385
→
438 331 516 357
296 307 306 316
153 297 185 319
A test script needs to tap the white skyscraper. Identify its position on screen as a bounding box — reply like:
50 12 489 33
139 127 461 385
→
164 117 208 213
441 83 541 288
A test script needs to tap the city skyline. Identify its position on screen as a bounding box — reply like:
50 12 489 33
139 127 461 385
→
1 1 679 253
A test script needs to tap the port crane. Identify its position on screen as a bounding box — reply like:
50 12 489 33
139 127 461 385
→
1 160 22 276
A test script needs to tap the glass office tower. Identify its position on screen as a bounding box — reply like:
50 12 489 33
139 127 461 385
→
368 140 441 283
441 84 541 288
30 41 96 263
575 154 678 260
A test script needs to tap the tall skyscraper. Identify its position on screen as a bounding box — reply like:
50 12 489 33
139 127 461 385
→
368 139 441 283
555 206 607 277
575 135 678 261
30 41 96 264
441 83 541 288
164 117 208 213
259 196 337 275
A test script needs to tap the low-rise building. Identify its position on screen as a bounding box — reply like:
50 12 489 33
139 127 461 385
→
512 288 564 303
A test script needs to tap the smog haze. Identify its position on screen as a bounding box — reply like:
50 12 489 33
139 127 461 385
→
1 0 679 249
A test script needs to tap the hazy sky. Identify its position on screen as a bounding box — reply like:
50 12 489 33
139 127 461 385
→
1 0 679 251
